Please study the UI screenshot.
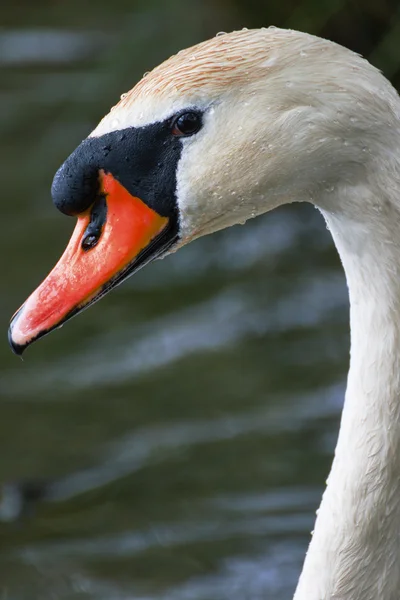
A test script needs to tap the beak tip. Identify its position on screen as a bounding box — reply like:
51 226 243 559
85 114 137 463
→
8 327 26 357
8 310 27 357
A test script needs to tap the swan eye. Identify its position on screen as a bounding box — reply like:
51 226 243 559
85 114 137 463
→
172 112 202 136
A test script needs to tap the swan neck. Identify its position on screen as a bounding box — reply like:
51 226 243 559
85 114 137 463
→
294 186 400 599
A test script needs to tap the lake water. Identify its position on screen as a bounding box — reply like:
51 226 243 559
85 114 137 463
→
0 3 350 599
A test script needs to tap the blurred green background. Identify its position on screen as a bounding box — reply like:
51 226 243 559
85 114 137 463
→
0 1 399 598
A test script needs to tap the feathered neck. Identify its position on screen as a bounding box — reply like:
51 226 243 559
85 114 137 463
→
295 164 400 598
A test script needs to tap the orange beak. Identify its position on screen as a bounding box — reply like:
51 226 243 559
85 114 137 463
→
9 171 174 354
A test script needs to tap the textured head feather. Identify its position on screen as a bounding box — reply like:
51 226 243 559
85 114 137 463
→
93 27 355 134
119 29 279 104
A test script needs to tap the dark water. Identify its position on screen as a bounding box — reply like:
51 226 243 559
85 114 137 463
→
0 3 351 598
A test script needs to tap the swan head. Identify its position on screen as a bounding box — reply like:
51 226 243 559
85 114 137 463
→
8 28 396 354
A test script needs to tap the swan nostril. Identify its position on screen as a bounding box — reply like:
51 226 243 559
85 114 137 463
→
81 194 108 252
81 233 99 251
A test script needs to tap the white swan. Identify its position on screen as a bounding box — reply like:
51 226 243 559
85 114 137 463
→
9 28 400 599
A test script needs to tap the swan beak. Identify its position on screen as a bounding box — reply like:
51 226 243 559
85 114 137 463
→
8 171 173 355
